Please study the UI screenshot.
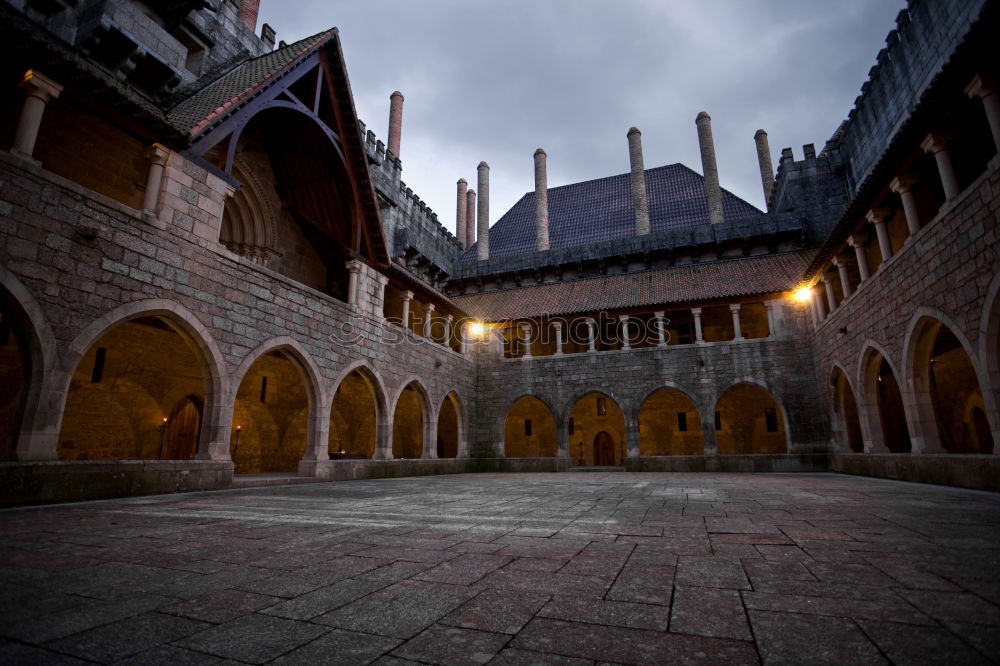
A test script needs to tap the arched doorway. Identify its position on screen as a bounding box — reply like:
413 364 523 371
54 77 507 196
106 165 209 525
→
0 303 29 460
638 387 704 456
593 431 615 465
714 382 787 454
330 368 380 458
437 392 461 459
58 316 208 461
231 350 310 474
503 396 556 458
911 319 993 453
568 392 626 466
830 368 863 453
392 382 427 459
861 350 911 453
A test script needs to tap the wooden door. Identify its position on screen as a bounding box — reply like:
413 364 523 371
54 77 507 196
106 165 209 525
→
593 431 615 466
163 397 202 460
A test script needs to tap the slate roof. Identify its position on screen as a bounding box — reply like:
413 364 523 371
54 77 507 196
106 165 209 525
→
460 164 763 263
166 29 337 136
452 250 814 320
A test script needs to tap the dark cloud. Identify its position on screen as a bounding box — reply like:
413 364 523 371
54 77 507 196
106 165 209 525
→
258 0 906 235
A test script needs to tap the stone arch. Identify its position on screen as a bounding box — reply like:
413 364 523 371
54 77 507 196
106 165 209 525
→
502 394 558 459
712 378 789 454
858 343 910 453
329 360 389 460
904 309 994 454
979 272 1000 448
221 155 282 266
230 336 328 473
390 377 432 460
0 264 58 461
829 364 864 453
638 385 704 456
436 390 466 459
566 390 627 466
57 300 228 462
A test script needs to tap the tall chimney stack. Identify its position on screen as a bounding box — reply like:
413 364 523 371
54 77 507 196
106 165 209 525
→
477 162 490 260
238 0 260 31
387 91 404 157
466 189 477 248
696 112 725 224
627 128 651 235
534 149 550 251
456 179 468 249
755 129 775 207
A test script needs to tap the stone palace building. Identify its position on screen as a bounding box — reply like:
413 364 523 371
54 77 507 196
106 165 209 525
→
0 0 997 504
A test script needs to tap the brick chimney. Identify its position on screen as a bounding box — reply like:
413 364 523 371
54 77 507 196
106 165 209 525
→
388 91 404 157
696 112 725 224
238 0 260 31
534 149 550 251
627 128 650 235
477 162 490 260
754 129 775 208
466 189 476 248
456 178 468 249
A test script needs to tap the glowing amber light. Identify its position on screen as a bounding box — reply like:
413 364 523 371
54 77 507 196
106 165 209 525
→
793 288 813 303
468 322 489 337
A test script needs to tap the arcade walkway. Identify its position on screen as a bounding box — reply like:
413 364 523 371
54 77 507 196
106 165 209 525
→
0 473 998 664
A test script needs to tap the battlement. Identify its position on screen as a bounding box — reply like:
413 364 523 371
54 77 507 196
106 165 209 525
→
834 0 987 195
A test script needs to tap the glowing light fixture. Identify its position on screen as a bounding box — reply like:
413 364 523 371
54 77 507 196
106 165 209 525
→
793 287 813 303
468 321 489 337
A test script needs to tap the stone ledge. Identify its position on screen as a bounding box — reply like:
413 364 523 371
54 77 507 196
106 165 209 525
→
626 453 830 473
830 453 1000 492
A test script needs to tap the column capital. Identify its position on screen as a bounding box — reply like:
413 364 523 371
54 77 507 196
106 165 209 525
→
346 259 363 274
691 307 703 316
551 320 563 330
965 73 998 100
653 310 665 319
20 69 63 102
619 314 630 321
402 290 413 301
847 232 868 248
146 143 171 166
920 131 955 154
728 303 741 313
445 313 454 322
424 302 436 312
865 207 892 225
889 174 919 194
832 256 851 268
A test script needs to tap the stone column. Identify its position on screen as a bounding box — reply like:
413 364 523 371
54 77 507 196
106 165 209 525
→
809 291 821 327
142 144 171 214
692 308 704 343
466 189 476 248
376 274 389 319
520 323 532 358
627 128 651 235
346 259 363 307
460 323 469 355
754 129 775 207
401 292 415 332
654 311 666 347
620 315 631 350
423 303 435 339
966 74 1000 154
823 275 837 312
729 304 743 340
477 162 490 260
890 175 922 236
814 286 827 319
12 70 63 160
848 234 871 281
835 258 853 299
696 112 725 224
920 132 960 201
456 178 468 249
764 301 776 337
866 208 893 263
444 314 453 349
388 91 404 157
586 319 596 353
552 321 564 355
534 149 550 250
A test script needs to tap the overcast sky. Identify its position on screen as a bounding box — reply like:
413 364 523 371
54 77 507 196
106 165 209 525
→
257 1 906 237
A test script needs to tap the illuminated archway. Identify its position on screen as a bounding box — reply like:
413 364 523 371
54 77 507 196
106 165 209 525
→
830 367 863 453
638 387 703 455
437 392 462 459
714 382 787 454
59 316 209 461
329 367 382 459
0 300 30 460
568 392 626 466
392 381 429 459
503 395 557 458
859 347 910 453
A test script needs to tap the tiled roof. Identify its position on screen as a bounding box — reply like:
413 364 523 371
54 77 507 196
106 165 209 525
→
166 29 337 136
460 163 763 262
452 251 814 320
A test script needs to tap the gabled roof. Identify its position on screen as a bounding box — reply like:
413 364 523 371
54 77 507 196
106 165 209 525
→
452 250 813 320
166 29 337 136
460 163 763 262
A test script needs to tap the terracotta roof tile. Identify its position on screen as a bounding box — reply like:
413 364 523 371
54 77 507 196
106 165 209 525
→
452 251 814 320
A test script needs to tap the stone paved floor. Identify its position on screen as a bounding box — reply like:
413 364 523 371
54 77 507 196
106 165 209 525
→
1 472 999 665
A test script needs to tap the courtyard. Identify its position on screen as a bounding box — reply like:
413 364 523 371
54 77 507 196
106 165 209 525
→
0 472 998 665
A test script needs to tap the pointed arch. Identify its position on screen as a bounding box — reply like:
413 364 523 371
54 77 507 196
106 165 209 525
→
502 394 558 459
979 272 1000 448
858 343 910 453
566 390 627 466
390 377 432 460
828 364 864 453
329 360 388 459
436 390 467 459
638 385 704 456
712 378 790 454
